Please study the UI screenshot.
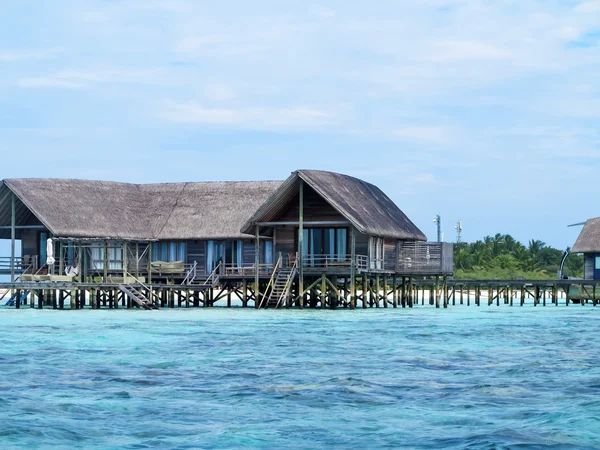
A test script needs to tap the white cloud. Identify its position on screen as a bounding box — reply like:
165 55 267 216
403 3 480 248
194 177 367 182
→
575 1 600 13
0 48 63 62
160 100 343 131
392 126 456 145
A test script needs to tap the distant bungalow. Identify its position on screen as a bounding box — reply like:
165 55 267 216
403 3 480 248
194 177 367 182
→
572 218 600 280
0 170 452 309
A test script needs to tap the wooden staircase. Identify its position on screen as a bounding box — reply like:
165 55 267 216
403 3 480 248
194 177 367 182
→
118 285 157 310
261 255 298 309
3 290 29 306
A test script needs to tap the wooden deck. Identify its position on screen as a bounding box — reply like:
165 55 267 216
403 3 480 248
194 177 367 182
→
2 278 600 310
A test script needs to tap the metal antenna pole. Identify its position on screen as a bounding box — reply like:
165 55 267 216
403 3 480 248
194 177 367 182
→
455 220 462 244
433 215 441 242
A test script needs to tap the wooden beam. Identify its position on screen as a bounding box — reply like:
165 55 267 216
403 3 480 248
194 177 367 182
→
350 227 356 309
255 225 260 308
256 221 349 227
298 180 304 309
0 225 46 230
10 192 15 285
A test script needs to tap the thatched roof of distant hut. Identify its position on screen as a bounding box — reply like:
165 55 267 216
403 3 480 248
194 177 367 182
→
0 179 281 240
242 170 427 240
572 217 600 253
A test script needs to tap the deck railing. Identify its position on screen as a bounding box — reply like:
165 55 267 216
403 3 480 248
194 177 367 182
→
397 242 454 275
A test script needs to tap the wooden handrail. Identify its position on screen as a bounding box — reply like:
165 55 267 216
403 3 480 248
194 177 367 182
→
275 253 298 309
203 262 221 287
259 254 282 310
123 270 161 303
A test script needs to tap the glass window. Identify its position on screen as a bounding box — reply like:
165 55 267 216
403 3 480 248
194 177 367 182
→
152 241 186 262
336 229 347 261
595 256 600 270
91 243 105 270
108 246 123 270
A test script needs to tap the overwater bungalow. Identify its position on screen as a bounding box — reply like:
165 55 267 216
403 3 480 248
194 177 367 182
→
571 217 600 280
0 170 453 309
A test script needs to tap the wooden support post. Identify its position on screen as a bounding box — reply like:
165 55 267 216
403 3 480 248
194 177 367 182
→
255 226 260 309
362 274 367 309
400 277 406 308
242 279 248 308
135 243 140 278
443 278 448 308
298 180 304 309
594 285 597 307
466 286 470 306
148 242 153 286
375 274 380 308
543 288 546 306
435 277 440 308
460 286 464 305
103 241 108 283
123 241 128 283
10 192 16 286
407 278 413 308
392 275 398 308
534 286 540 307
321 274 327 309
382 275 388 308
350 227 356 309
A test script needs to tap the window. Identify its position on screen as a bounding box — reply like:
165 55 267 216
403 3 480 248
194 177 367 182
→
595 256 600 270
369 237 384 270
206 241 223 271
264 240 273 265
152 241 186 262
91 242 123 270
39 232 48 265
297 228 348 266
225 240 244 268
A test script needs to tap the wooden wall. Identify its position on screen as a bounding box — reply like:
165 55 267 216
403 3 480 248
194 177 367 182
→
584 253 595 280
384 238 397 271
277 185 346 222
187 241 206 274
274 227 295 258
21 230 38 259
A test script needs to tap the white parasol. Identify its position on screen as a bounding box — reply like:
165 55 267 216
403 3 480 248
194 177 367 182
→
46 238 55 266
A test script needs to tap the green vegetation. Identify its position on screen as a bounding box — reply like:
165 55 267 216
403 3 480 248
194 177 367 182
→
453 234 583 280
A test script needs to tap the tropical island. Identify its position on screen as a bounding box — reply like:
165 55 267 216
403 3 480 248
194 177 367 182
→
453 234 583 280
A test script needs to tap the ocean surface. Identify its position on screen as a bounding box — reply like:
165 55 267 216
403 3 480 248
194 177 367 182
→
1 306 599 449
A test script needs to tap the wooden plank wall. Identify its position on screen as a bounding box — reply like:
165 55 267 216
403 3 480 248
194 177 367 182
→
277 185 346 222
584 253 595 280
384 238 396 271
21 230 38 260
274 227 295 259
187 240 207 274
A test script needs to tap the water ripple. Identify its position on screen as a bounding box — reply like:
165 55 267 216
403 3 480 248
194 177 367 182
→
1 307 600 449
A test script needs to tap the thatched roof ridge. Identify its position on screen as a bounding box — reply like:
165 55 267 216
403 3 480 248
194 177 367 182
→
241 170 427 240
572 217 600 253
2 178 281 240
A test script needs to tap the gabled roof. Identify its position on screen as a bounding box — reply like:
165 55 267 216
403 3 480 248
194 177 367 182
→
241 170 427 240
1 178 282 240
572 217 600 253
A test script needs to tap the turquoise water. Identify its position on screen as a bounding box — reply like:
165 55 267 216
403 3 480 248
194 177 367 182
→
1 307 600 449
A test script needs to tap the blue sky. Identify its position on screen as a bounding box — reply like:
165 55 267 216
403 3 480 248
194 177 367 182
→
1 0 599 249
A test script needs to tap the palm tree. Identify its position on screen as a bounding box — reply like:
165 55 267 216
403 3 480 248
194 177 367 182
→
528 239 546 256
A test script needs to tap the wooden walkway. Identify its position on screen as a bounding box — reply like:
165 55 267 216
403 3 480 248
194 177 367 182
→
1 278 600 310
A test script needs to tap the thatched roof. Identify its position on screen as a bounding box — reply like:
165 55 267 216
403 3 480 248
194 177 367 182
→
572 217 600 253
241 170 427 240
0 179 281 240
